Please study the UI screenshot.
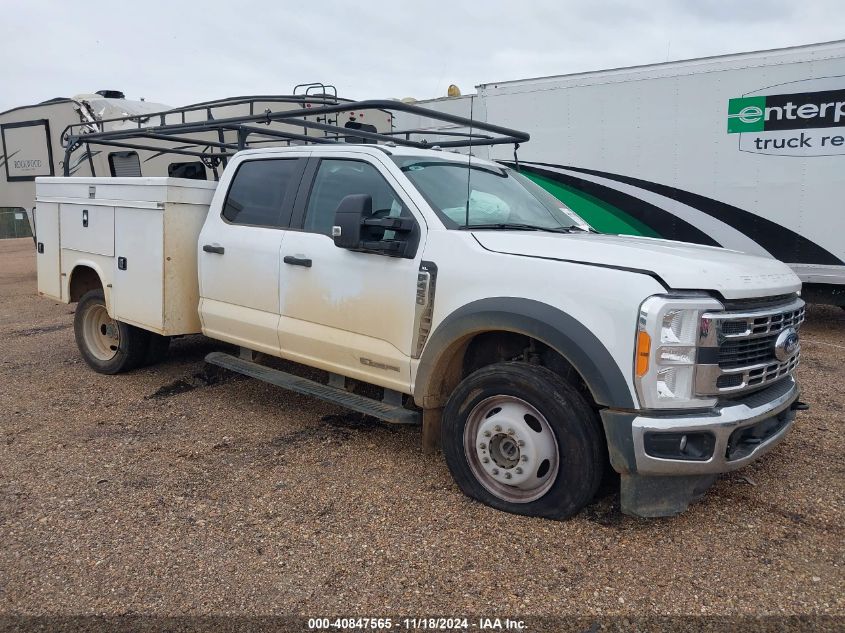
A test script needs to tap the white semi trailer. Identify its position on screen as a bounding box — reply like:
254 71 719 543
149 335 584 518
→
397 40 845 306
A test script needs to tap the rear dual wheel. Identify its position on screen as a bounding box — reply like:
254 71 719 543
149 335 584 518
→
74 289 169 374
442 362 604 520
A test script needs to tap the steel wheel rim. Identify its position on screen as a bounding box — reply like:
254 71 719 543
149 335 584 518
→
83 303 120 361
464 394 560 504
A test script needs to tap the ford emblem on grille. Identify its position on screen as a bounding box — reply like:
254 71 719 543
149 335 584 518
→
774 327 800 361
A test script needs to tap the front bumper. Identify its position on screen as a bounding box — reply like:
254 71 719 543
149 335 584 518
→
601 377 801 517
602 376 799 477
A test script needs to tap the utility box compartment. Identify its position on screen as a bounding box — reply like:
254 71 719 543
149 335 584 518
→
34 201 61 300
59 203 115 256
35 177 217 335
112 206 164 330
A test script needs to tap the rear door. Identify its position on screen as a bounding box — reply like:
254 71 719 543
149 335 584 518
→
198 154 308 355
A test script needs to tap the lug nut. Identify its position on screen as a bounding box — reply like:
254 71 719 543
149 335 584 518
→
479 442 487 450
507 428 515 435
492 468 499 475
482 457 490 464
504 472 512 479
494 425 502 432
517 440 525 447
521 455 528 462
483 431 491 438
515 467 523 474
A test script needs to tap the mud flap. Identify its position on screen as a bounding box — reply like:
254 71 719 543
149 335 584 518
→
620 473 718 518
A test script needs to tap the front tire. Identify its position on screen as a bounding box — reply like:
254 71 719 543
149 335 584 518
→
442 362 605 520
74 289 150 374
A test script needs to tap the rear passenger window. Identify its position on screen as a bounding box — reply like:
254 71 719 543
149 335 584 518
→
222 159 300 227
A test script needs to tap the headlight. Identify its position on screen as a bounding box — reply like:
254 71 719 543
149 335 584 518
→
635 294 723 409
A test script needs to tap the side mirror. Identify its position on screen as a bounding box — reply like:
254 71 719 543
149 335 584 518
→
332 194 370 249
332 193 417 256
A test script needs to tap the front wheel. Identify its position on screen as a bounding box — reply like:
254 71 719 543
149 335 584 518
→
442 362 605 520
74 289 150 374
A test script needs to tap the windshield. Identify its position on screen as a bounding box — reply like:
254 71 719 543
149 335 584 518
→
392 157 591 231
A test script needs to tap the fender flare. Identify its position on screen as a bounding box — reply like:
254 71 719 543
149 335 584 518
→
414 297 635 409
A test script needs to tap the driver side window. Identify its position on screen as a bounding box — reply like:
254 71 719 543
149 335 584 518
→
303 159 408 238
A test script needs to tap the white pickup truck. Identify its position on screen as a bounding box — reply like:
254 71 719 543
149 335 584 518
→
34 143 807 519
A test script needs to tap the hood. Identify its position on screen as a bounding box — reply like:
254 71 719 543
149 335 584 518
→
473 232 801 300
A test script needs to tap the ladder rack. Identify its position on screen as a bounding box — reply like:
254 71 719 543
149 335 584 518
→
61 96 529 176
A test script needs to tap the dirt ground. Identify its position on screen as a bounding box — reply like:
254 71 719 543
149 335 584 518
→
1 237 843 625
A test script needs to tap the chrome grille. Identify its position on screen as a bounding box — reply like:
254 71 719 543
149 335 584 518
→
719 335 779 369
696 296 804 396
747 355 800 387
718 303 805 340
721 320 748 335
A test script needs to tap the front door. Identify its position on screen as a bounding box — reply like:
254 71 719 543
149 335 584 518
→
199 155 307 355
277 154 426 392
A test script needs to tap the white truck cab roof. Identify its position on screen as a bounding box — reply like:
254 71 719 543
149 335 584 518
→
234 143 503 168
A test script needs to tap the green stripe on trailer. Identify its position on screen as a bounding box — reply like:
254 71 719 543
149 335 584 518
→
522 171 659 237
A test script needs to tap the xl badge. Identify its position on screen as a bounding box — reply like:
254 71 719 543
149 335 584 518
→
774 327 800 362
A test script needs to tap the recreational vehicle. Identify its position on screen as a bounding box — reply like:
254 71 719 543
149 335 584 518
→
0 84 392 237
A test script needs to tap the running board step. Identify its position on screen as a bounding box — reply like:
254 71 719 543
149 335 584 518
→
205 351 421 425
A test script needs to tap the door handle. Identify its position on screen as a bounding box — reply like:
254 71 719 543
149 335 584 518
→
283 255 312 268
203 244 225 254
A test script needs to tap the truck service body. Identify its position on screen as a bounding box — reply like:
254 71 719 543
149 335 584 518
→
35 101 807 519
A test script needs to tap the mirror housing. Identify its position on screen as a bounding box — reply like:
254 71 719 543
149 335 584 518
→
332 194 369 250
332 194 416 257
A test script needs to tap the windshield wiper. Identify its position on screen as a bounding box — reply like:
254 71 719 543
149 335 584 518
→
461 223 583 233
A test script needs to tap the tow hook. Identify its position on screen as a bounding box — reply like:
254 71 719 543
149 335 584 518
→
791 401 810 411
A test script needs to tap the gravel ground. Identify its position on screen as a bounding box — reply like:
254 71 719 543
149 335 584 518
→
1 237 843 625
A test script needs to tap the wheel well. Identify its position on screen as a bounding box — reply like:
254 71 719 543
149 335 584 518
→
425 330 597 410
68 266 102 302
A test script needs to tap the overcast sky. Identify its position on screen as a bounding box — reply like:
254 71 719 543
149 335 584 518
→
2 0 844 112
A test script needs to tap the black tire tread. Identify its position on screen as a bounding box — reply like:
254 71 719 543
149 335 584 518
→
74 289 150 374
441 362 605 520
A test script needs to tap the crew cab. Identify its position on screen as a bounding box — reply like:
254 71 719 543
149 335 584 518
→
34 143 807 519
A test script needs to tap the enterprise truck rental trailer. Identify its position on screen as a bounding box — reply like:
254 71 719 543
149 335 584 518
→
401 40 845 306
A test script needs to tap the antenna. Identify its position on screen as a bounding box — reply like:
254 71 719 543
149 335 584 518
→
464 95 474 228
